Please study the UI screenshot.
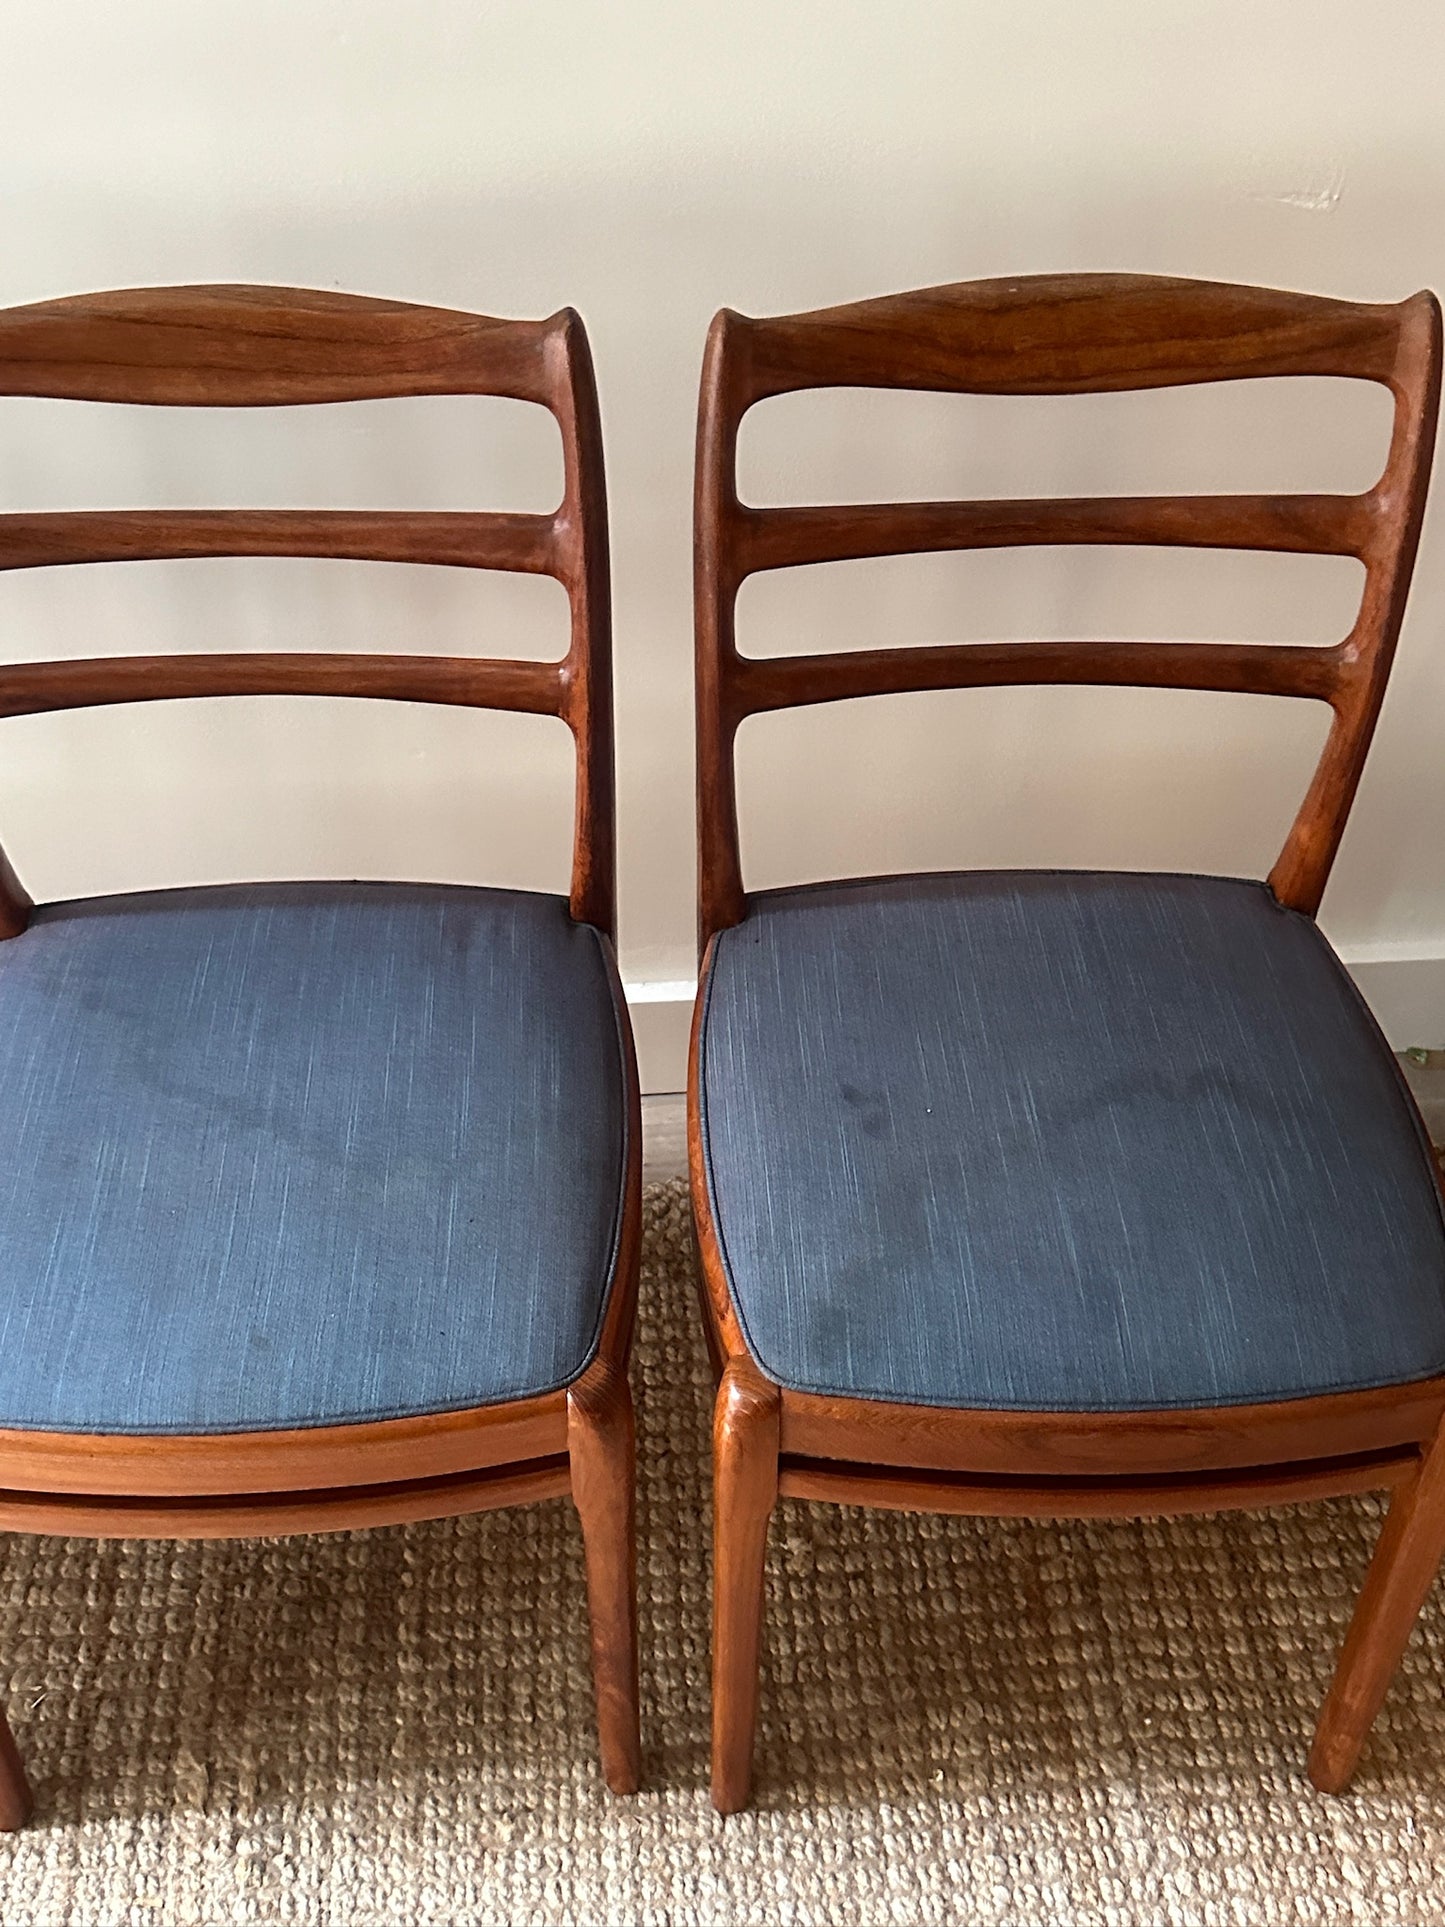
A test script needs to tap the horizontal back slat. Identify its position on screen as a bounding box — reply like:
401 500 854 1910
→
736 275 1411 402
0 286 554 406
734 639 1343 714
0 509 562 575
731 492 1374 577
0 653 564 720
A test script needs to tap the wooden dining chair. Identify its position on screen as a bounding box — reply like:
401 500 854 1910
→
0 285 640 1828
689 273 1445 1812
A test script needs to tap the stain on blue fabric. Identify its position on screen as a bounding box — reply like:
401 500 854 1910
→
699 872 1445 1411
0 883 627 1433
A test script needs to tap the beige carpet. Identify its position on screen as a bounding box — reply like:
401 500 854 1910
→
3 1179 1445 1925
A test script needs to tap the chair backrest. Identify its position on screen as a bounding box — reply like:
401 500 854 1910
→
694 273 1442 949
0 284 614 938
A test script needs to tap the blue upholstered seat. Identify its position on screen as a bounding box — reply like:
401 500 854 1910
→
0 883 628 1435
698 872 1445 1412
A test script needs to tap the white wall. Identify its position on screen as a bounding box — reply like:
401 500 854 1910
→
2 2 1444 1087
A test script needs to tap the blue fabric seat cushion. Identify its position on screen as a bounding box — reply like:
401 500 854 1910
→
0 883 627 1434
698 872 1445 1411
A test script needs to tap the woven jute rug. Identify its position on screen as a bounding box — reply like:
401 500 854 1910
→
3 1178 1445 1925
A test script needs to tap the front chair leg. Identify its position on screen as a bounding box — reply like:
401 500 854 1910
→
711 1358 780 1815
1310 1424 1445 1793
0 1701 34 1831
568 1360 642 1794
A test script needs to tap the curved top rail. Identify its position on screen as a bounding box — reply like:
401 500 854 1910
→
730 274 1421 403
0 285 559 407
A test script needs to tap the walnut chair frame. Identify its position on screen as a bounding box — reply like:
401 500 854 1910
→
0 285 640 1828
690 274 1444 1812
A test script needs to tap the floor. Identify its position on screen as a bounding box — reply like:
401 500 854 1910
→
641 1091 687 1184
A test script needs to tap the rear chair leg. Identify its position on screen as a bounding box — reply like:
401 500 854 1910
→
0 1702 34 1831
690 1222 726 1385
711 1358 780 1815
568 1361 642 1794
1310 1424 1445 1792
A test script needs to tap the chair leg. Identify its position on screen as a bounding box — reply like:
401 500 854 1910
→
0 1702 34 1831
1309 1426 1445 1793
567 1361 641 1795
711 1358 780 1815
690 1222 726 1385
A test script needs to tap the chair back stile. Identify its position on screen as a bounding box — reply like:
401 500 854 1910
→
0 285 615 938
695 275 1443 951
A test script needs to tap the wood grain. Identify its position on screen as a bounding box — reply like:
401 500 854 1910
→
551 310 618 935
778 1449 1416 1520
0 1391 570 1499
776 1378 1445 1480
0 653 564 720
729 275 1407 403
732 638 1344 715
0 508 561 575
568 1361 642 1795
1310 1420 1445 1791
731 491 1375 576
711 1359 780 1816
0 285 555 407
0 1456 572 1540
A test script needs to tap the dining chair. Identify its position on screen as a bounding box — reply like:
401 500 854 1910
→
0 284 640 1827
689 273 1444 1812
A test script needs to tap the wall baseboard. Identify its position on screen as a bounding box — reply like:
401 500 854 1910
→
1340 951 1445 1055
625 953 1445 1096
624 981 696 1096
